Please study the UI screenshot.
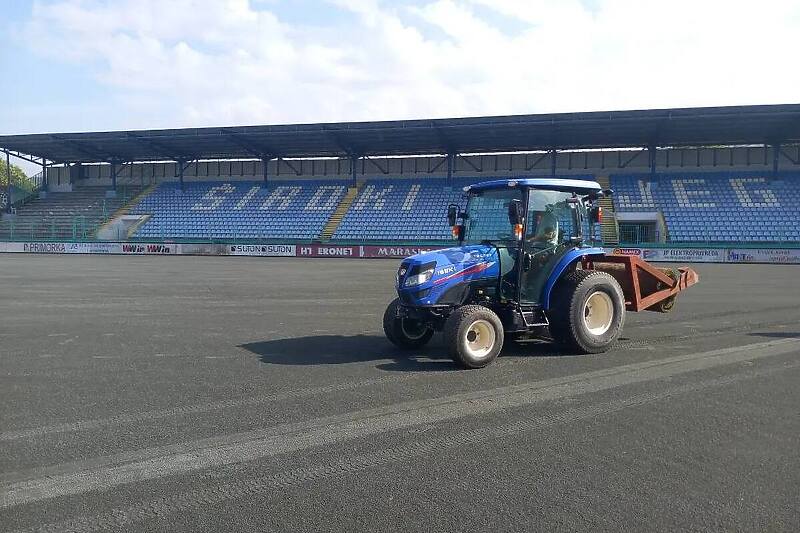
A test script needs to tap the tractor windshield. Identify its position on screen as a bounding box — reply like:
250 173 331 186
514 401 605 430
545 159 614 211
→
462 188 523 244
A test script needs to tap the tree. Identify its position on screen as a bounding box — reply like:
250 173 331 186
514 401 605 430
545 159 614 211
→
0 158 33 191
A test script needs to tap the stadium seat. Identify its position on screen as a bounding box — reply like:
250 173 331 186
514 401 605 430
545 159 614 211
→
130 180 348 240
610 172 800 242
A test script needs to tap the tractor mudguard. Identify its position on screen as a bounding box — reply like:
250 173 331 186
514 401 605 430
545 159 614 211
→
540 247 605 310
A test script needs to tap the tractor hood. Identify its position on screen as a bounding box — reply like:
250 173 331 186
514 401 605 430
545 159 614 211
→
396 244 501 306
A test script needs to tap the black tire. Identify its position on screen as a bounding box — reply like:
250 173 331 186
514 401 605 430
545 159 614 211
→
548 270 625 354
383 299 434 349
444 305 504 369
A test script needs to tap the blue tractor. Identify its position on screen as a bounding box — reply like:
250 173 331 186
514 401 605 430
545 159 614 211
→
383 178 698 369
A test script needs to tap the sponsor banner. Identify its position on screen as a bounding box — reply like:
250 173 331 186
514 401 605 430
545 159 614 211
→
228 244 296 257
65 242 122 254
0 242 27 253
297 244 359 258
361 245 441 259
727 248 800 264
610 247 725 263
648 248 726 263
0 242 120 254
120 243 177 255
179 243 229 256
14 242 68 254
610 247 643 257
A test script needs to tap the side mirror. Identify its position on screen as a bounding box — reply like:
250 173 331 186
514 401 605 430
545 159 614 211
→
447 204 458 227
507 199 523 226
589 205 603 224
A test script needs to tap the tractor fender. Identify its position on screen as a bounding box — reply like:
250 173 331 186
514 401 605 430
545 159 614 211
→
541 247 606 310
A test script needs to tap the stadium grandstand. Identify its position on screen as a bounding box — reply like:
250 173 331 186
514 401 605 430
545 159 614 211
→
1 103 800 246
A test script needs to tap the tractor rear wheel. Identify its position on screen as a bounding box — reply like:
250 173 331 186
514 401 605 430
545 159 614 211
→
548 270 625 354
383 299 434 349
444 305 504 369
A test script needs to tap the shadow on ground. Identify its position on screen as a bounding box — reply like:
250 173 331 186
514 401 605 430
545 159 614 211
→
748 331 800 339
240 334 575 372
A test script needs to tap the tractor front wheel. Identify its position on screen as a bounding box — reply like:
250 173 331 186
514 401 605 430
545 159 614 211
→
444 305 504 369
383 299 434 349
549 270 625 354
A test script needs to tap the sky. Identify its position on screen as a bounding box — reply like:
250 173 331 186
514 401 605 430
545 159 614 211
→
2 0 800 138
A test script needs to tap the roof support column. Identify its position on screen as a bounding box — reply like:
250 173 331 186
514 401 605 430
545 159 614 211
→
550 149 557 177
4 150 11 214
446 153 455 184
42 159 48 196
110 160 118 192
177 159 185 191
350 155 358 187
261 157 269 186
649 144 657 176
772 143 780 174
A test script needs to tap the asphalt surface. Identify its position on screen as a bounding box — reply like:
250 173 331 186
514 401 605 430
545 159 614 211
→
0 255 799 532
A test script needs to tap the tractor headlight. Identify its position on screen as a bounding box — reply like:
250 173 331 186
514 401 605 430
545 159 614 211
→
404 263 435 287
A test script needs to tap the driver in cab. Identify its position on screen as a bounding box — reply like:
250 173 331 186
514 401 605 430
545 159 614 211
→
527 208 559 247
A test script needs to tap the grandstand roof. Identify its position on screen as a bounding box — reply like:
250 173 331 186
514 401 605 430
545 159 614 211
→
2 104 800 164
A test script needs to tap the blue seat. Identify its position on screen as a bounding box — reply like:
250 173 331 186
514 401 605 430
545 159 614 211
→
611 172 800 243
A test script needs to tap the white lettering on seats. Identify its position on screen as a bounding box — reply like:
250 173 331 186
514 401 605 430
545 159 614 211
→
672 179 715 208
259 186 301 210
616 180 655 208
305 185 346 211
352 185 393 210
402 184 421 211
730 178 779 208
191 184 236 211
234 186 261 210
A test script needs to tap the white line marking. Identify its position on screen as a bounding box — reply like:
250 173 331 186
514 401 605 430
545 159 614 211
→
2 337 797 509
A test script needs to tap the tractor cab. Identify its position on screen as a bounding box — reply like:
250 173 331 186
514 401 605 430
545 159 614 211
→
453 179 605 307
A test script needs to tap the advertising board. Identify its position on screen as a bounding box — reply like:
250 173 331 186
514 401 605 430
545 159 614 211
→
360 245 441 258
727 248 800 264
228 244 296 257
296 245 359 258
610 247 725 263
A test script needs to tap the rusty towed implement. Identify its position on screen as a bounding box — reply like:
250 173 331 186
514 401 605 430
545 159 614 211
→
584 254 700 313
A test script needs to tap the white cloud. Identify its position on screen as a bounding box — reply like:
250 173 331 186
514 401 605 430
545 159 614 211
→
19 0 800 130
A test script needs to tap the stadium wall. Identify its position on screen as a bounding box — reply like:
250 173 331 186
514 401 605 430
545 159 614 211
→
1 240 799 264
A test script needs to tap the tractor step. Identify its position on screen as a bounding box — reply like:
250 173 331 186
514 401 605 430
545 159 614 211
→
521 308 549 327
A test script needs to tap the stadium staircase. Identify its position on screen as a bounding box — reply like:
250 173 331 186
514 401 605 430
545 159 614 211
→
94 183 158 238
596 175 619 245
320 184 360 241
0 186 142 241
